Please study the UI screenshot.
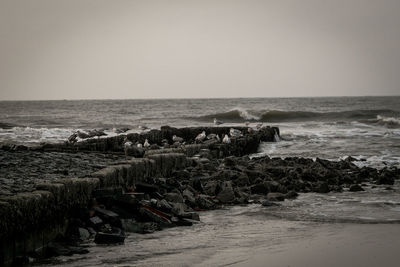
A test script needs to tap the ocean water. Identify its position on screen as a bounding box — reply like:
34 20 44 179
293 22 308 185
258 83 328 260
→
2 96 400 266
1 96 399 167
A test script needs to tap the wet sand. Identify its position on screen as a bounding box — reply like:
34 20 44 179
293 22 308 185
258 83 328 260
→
38 205 400 267
200 223 400 267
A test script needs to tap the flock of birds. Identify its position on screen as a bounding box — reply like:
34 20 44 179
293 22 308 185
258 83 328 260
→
68 117 265 153
122 118 264 152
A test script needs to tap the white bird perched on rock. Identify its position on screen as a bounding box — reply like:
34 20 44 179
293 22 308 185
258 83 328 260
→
222 134 231 144
123 137 133 147
230 128 243 137
207 133 219 140
136 142 143 148
138 125 149 131
172 135 184 143
214 118 223 125
144 139 150 148
195 131 206 142
123 137 134 155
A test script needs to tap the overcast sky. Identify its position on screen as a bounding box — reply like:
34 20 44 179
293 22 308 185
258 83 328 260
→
0 0 399 100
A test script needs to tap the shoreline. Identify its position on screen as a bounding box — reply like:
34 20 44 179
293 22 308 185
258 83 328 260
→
1 125 399 266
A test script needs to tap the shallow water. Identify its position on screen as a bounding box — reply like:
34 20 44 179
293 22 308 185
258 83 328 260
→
38 182 400 267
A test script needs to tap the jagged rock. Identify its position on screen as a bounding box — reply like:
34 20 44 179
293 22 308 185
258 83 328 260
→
285 191 299 199
182 189 196 206
171 202 189 216
267 192 285 202
316 182 330 193
164 192 184 203
78 228 90 241
250 182 269 195
157 199 173 212
203 180 220 196
216 181 235 203
195 194 215 209
376 171 395 185
349 184 364 192
262 201 280 207
235 174 250 186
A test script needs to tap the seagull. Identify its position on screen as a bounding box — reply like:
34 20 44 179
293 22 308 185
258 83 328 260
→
195 131 206 142
207 133 221 142
222 134 231 144
230 128 243 137
123 137 134 155
138 125 149 131
144 139 150 148
172 135 184 143
214 118 223 125
136 142 143 148
123 137 133 148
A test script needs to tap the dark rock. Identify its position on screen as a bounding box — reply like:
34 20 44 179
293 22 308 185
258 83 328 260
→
235 174 250 186
165 192 184 203
195 194 216 209
135 182 159 193
192 178 204 193
267 192 285 201
376 171 395 185
140 206 172 225
78 227 90 241
203 180 220 196
157 199 173 212
250 182 269 195
316 182 330 193
182 189 196 206
285 191 299 199
94 228 125 244
94 207 122 228
89 216 103 228
349 184 364 192
216 181 235 204
261 201 280 207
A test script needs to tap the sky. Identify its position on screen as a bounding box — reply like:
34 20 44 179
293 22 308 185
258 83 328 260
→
0 0 399 100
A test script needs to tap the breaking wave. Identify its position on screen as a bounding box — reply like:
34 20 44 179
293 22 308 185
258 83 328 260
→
196 108 261 121
195 109 398 123
372 115 400 128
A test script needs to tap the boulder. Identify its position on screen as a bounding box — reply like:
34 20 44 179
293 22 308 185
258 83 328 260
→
216 181 235 204
349 184 364 192
182 189 196 206
267 192 285 202
195 194 215 210
164 192 184 203
250 182 269 195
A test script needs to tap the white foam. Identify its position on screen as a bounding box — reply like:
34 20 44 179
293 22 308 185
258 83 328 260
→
231 107 261 121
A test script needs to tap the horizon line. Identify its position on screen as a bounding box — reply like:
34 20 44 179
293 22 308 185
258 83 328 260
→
1 94 400 102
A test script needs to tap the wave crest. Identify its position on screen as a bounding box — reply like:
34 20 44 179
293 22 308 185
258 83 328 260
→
195 109 398 123
374 115 400 128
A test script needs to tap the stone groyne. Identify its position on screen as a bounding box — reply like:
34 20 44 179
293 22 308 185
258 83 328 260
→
0 126 278 266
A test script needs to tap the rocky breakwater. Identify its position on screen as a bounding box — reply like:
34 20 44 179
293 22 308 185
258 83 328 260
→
31 153 400 266
0 126 278 266
36 125 279 156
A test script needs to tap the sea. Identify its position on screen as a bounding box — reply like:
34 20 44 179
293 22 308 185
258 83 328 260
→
1 96 400 266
